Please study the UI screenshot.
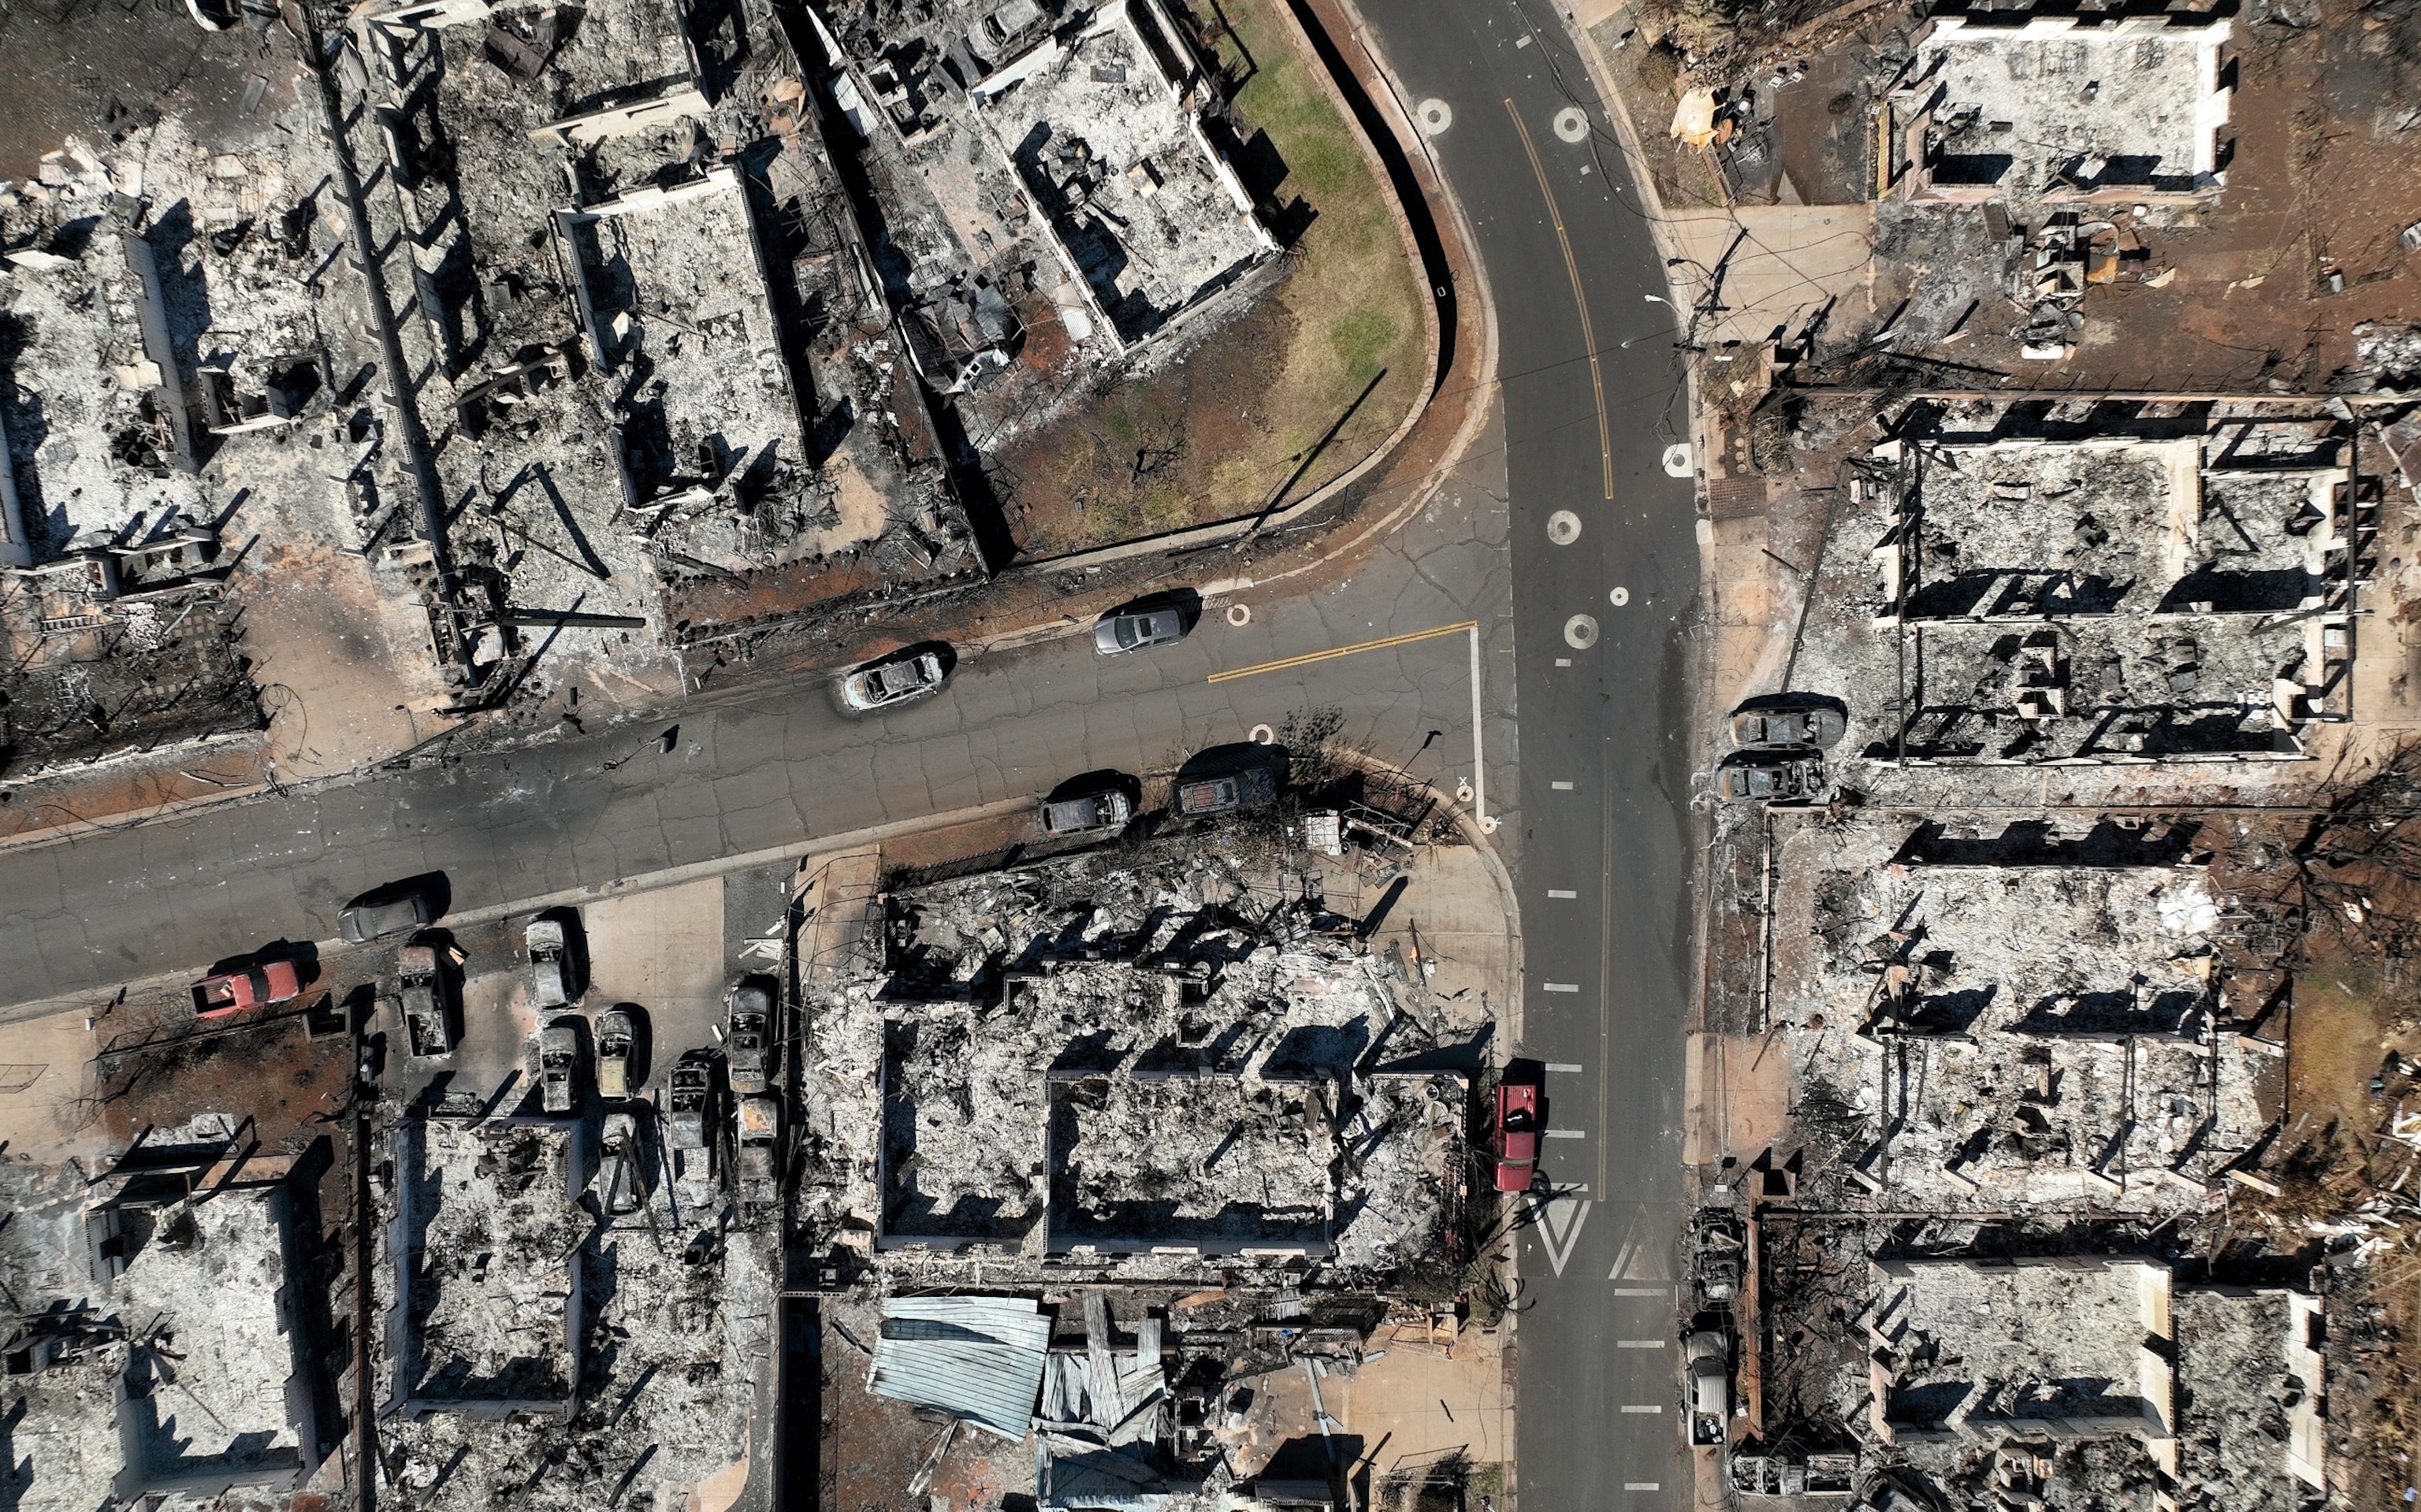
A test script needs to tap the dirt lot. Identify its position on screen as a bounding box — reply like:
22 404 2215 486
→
1594 0 2421 385
984 0 1427 558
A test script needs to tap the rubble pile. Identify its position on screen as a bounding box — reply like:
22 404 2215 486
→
387 1118 588 1412
370 1110 775 1512
1755 400 2366 783
0 1116 325 1508
801 0 1284 454
1772 815 2278 1210
806 844 1468 1281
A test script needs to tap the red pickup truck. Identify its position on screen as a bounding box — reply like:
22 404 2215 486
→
190 961 303 1019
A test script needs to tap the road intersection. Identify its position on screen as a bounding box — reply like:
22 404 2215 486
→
0 6 1701 1505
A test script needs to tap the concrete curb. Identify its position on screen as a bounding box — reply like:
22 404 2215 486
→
0 795 1040 1029
0 0 1497 860
991 0 1449 581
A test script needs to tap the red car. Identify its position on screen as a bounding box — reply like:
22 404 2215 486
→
1493 1082 1541 1191
190 960 303 1019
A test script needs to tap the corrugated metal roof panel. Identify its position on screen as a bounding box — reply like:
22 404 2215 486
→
868 1295 1051 1441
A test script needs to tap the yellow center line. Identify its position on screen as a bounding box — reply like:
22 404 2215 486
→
1504 98 1613 502
1206 620 1481 684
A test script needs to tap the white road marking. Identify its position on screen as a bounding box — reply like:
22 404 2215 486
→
1543 982 1579 992
1617 1339 1665 1349
1609 1205 1675 1283
1553 106 1588 142
1548 888 1578 899
1625 1480 1663 1490
1545 1062 1584 1072
1554 656 1571 666
1619 1406 1662 1415
1551 779 1575 789
1416 98 1453 136
1515 32 1533 46
1564 613 1598 648
1612 1287 1670 1296
1544 1128 1586 1139
1527 1193 1591 1276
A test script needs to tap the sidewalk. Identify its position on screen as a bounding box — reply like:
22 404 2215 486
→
0 0 1498 864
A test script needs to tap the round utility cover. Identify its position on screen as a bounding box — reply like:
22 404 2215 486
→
1225 602 1251 626
1564 614 1600 649
1553 106 1589 143
1250 723 1275 745
1661 443 1694 478
1609 585 1631 607
1547 510 1582 545
1416 98 1453 136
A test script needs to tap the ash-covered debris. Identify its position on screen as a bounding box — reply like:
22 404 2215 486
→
1732 397 2372 808
805 841 1470 1281
1879 6 2234 209
776 0 1298 495
1768 813 2281 1212
367 1105 775 1512
0 1116 329 1510
333 0 990 684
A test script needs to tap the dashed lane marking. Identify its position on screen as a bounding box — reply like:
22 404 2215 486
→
1619 1406 1663 1415
1545 1062 1583 1072
1548 889 1578 899
1617 1339 1665 1349
1551 780 1576 789
1544 1129 1586 1139
1543 982 1579 992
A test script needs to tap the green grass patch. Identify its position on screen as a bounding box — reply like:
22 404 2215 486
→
996 0 1424 555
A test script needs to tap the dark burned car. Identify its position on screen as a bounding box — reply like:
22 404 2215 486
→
1716 752 1826 806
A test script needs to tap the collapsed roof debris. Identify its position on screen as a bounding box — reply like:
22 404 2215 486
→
1852 1256 2327 1509
1769 814 2281 1212
1748 400 2371 776
867 1293 1054 1439
1880 2 2234 206
1870 418 2356 763
804 0 1276 358
382 1116 587 1418
969 0 1278 350
806 845 1465 1276
0 1116 328 1510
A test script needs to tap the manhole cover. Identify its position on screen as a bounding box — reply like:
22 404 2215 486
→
1564 614 1599 649
1609 585 1631 607
1547 510 1582 545
1553 106 1589 143
1416 98 1453 136
1225 603 1251 626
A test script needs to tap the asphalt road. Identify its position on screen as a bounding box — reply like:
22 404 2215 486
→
0 8 1700 1503
1348 0 1702 1503
0 466 1519 1016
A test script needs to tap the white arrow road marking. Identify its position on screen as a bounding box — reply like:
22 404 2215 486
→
1527 1192 1592 1277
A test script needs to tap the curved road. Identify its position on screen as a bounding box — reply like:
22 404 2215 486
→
0 4 1698 1504
1350 0 1701 1503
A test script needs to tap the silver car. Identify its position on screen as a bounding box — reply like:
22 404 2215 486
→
1043 788 1133 836
839 648 947 711
1093 606 1185 656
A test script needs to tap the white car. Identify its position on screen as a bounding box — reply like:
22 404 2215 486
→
839 648 948 711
